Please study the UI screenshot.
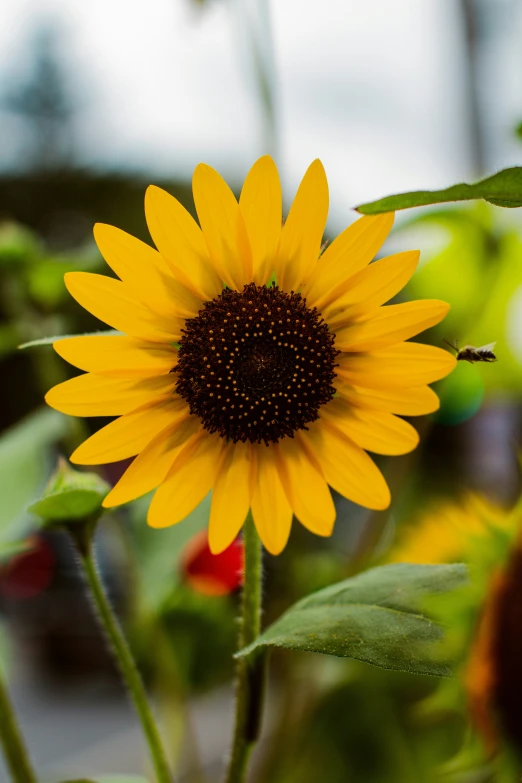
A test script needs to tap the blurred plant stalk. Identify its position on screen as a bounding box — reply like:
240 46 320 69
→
224 514 265 783
70 516 174 783
239 0 278 160
0 674 37 783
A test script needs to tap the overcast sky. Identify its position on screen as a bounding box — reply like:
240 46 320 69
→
1 0 522 228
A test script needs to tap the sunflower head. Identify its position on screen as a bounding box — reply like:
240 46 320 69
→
45 156 455 555
174 281 339 445
390 494 515 565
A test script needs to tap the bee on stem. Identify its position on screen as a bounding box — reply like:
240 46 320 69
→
444 339 497 364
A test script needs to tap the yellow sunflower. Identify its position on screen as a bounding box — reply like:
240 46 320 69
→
45 156 455 555
390 494 511 565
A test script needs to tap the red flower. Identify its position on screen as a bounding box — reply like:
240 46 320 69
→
0 535 55 600
182 531 243 596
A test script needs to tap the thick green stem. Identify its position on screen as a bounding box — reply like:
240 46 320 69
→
0 672 37 783
73 531 172 783
224 514 264 783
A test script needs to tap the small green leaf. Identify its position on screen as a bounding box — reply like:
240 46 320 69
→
237 563 468 677
28 458 110 524
18 330 121 350
356 167 522 214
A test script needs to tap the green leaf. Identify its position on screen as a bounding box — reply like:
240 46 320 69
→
0 222 41 268
25 246 104 308
356 167 522 214
238 563 468 677
18 330 121 350
28 458 110 524
0 408 68 544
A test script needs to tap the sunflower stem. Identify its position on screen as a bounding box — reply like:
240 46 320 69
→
224 513 265 783
71 523 173 783
0 671 38 783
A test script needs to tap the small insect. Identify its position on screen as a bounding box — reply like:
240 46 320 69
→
443 339 497 364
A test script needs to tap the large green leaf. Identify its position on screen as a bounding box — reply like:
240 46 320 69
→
238 563 467 677
356 166 522 213
0 408 67 543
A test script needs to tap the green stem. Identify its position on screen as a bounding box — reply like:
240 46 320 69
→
73 530 172 783
0 671 37 783
224 514 264 783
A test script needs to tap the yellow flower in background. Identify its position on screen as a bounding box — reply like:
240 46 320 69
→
390 494 512 565
45 156 455 554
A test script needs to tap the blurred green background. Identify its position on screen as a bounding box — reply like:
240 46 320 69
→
1 0 522 781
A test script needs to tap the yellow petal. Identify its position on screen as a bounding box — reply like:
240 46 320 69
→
276 160 329 292
103 416 200 507
53 335 177 377
64 272 184 343
93 223 202 320
147 431 223 529
320 397 419 456
303 420 390 510
209 442 255 554
192 164 253 290
274 435 335 537
335 300 450 352
337 342 457 390
304 213 394 309
337 384 440 416
71 396 189 465
251 445 292 554
145 185 223 301
239 156 282 285
324 250 420 327
45 373 175 417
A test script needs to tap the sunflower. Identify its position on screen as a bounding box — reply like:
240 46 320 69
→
45 156 455 555
390 494 512 565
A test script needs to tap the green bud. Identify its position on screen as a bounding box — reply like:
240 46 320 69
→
28 457 110 526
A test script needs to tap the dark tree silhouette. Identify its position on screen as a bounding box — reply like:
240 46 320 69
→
3 25 77 170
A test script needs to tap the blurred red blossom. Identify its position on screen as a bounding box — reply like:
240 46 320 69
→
0 535 55 599
182 531 243 596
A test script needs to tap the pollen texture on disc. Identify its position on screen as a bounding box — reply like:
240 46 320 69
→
174 283 338 445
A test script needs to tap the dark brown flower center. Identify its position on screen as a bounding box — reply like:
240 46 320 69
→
174 283 338 445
